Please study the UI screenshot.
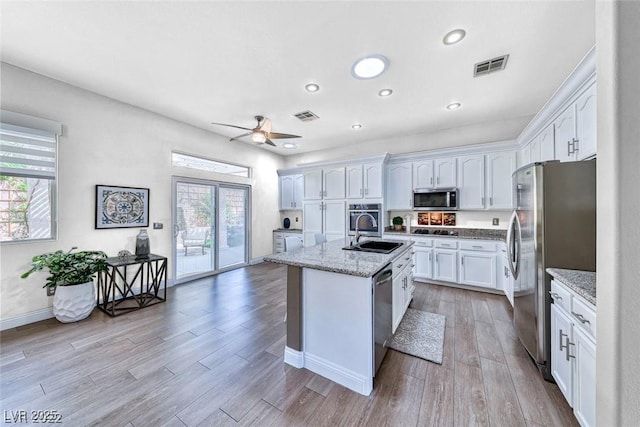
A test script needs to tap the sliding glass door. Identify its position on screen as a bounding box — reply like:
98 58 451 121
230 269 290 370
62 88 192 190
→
172 177 249 283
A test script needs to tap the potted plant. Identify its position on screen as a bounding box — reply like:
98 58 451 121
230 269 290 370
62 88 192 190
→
21 247 108 323
392 216 404 231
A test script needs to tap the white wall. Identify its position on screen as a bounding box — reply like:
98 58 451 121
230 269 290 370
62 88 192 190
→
283 116 531 168
0 63 284 322
595 1 640 425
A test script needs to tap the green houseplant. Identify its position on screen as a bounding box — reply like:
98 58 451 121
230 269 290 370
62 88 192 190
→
22 247 108 323
392 216 404 231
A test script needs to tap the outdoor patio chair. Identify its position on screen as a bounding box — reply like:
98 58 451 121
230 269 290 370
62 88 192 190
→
181 227 210 255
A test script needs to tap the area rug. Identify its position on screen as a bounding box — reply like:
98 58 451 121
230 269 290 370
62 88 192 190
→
388 308 446 364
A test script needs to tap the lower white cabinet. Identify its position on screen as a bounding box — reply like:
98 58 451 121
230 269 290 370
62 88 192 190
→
434 249 457 283
392 249 414 333
413 246 433 280
273 230 303 253
549 278 596 427
459 251 496 289
497 244 514 306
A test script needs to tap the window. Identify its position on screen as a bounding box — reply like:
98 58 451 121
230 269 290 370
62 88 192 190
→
0 112 60 242
171 152 250 178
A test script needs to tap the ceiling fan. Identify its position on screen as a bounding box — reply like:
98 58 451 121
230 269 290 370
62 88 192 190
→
211 115 301 147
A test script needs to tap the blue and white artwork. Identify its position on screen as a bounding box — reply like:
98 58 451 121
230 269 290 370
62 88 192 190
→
96 185 149 229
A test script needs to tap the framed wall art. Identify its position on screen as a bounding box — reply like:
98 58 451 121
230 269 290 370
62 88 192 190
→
96 185 149 229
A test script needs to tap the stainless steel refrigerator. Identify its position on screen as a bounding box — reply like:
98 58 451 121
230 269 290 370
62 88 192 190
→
507 160 596 380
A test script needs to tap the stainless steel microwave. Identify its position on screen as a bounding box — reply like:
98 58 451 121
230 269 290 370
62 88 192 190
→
412 188 458 210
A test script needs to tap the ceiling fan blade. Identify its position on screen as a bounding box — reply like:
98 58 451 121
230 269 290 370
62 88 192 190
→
264 138 276 147
229 132 252 142
259 118 272 133
267 132 301 139
211 122 253 131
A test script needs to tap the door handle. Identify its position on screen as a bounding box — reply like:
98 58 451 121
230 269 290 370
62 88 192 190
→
173 224 180 238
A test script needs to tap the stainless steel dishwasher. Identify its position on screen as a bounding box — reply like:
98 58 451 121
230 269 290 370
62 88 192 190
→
373 265 393 375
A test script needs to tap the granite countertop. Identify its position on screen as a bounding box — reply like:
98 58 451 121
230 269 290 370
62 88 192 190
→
547 268 596 306
273 228 302 233
384 227 507 242
263 238 413 278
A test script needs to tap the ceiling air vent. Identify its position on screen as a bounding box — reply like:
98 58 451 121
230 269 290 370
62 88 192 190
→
474 54 509 77
294 110 320 122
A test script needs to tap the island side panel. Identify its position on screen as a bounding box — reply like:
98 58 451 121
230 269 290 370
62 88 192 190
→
286 265 302 351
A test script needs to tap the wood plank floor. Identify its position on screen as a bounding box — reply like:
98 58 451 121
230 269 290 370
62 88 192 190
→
0 262 578 426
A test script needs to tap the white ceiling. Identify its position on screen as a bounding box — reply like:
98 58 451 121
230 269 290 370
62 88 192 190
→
0 1 595 156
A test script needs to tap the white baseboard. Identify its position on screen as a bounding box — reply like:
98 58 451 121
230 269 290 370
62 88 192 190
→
284 347 372 396
0 307 54 331
250 257 264 265
284 346 304 368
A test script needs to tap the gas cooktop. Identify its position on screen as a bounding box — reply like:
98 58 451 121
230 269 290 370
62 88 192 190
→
413 229 459 236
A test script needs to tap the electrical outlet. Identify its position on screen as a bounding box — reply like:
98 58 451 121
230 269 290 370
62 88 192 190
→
492 218 499 226
153 222 163 229
295 217 299 222
47 287 55 297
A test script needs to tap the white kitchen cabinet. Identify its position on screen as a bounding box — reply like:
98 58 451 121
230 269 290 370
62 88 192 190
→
324 200 346 242
303 201 323 246
413 160 434 189
304 169 323 200
392 249 414 333
549 278 596 427
280 174 304 210
458 155 485 209
539 124 555 161
386 162 413 210
323 167 346 200
575 83 596 160
273 230 303 253
413 245 433 280
498 244 514 306
554 103 577 162
347 163 383 200
434 157 457 188
521 143 531 167
486 151 516 210
434 249 457 282
459 251 496 289
529 137 541 163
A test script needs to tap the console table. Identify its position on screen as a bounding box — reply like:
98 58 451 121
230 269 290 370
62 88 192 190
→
97 254 167 316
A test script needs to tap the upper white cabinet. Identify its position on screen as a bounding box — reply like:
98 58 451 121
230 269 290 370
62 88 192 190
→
554 103 577 162
304 167 346 200
458 151 515 210
458 155 485 209
434 157 457 188
539 124 555 162
280 174 304 210
304 169 323 200
413 160 434 189
575 83 596 160
303 199 346 246
486 151 516 209
347 163 383 200
386 162 413 210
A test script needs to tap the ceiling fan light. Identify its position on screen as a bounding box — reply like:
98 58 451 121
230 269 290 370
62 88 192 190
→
352 55 389 79
251 132 267 143
446 102 462 110
352 123 362 129
378 89 393 97
283 142 298 149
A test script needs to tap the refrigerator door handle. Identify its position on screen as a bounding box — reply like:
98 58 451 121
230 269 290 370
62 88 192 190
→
506 210 521 280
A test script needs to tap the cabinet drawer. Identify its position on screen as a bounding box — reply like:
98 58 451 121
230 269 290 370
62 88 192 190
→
459 240 496 252
412 238 433 247
434 239 457 249
571 297 596 339
274 232 284 239
550 280 572 312
392 251 413 274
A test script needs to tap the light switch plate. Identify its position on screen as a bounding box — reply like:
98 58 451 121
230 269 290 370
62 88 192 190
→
47 286 55 297
153 222 163 229
492 218 499 226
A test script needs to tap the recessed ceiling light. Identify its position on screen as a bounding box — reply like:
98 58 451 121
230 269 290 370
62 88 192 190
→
283 142 298 149
352 123 362 129
305 83 320 92
443 29 466 45
446 102 462 110
351 54 389 79
378 89 393 97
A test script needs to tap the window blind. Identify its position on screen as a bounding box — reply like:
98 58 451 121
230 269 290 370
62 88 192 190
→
0 122 57 179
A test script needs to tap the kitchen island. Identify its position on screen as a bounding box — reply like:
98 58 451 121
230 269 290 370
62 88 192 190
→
263 238 412 396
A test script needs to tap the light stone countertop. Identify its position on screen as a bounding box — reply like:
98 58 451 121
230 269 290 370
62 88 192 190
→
263 238 413 278
383 227 507 241
546 268 596 306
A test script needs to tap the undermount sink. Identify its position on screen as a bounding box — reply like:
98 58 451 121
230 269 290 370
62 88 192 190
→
343 240 403 254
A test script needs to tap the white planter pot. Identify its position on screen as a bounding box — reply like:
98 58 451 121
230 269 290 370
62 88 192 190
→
53 281 96 323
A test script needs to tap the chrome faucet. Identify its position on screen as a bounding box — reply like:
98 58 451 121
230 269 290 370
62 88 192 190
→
354 212 378 244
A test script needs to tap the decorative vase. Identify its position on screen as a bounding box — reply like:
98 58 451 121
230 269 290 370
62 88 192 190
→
135 229 150 259
53 281 96 323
